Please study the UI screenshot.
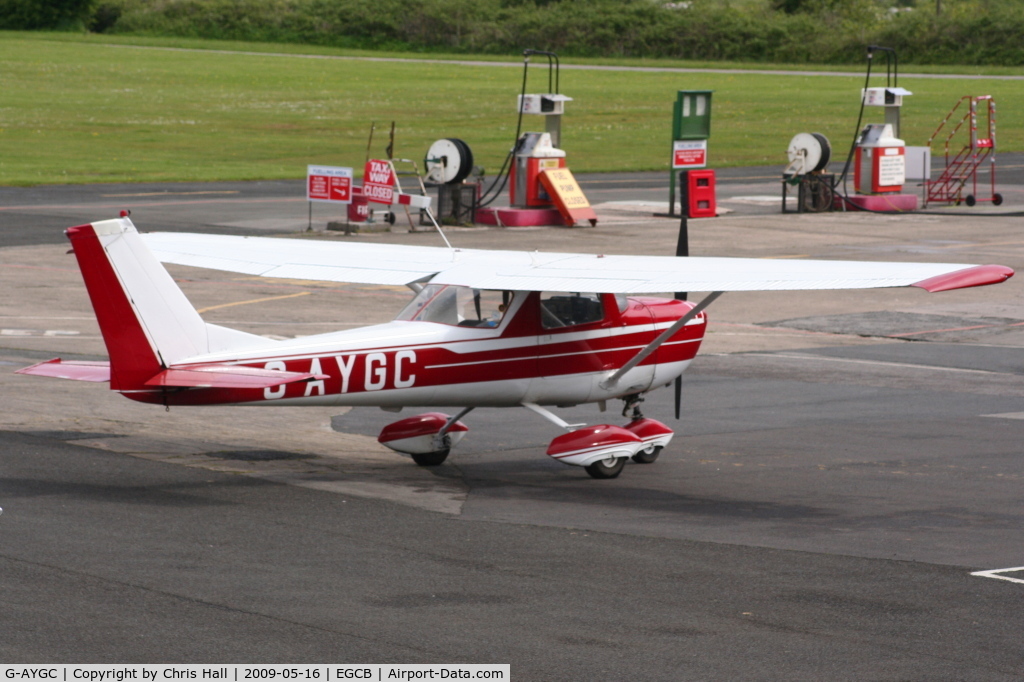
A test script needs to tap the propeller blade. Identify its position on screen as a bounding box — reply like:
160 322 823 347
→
673 376 682 420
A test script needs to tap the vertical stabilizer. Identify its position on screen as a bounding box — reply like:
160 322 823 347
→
67 218 209 391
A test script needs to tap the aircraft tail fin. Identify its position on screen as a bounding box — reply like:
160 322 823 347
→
66 218 212 391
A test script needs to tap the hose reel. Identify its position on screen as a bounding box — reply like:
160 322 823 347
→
782 132 834 213
424 138 474 185
784 132 831 177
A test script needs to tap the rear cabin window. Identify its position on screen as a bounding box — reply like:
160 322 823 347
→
396 284 514 328
540 292 604 329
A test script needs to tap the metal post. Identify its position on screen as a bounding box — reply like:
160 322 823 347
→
668 170 678 217
668 93 682 217
546 114 562 150
674 177 691 419
675 170 689 301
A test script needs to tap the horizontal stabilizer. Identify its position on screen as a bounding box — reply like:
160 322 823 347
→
143 363 329 390
16 358 111 382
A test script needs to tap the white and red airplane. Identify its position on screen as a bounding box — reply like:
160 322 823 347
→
17 217 1013 478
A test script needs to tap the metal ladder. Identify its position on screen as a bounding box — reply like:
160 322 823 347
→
925 96 1001 207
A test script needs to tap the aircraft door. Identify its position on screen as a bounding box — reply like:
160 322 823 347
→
528 292 652 404
605 294 658 399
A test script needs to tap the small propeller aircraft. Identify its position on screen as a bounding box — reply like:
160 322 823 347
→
17 217 1013 478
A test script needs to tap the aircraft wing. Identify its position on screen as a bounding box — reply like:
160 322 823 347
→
142 232 1012 294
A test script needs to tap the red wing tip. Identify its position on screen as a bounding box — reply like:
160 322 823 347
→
912 265 1014 293
13 358 61 374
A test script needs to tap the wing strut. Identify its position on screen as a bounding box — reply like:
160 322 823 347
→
600 291 724 390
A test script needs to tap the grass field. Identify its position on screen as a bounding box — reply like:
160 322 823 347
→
1 33 1021 185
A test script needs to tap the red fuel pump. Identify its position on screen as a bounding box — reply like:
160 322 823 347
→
509 132 566 208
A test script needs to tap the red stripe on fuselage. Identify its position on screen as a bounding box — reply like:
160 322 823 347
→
131 310 706 407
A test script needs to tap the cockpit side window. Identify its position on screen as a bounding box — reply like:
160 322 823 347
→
396 284 514 328
539 292 604 329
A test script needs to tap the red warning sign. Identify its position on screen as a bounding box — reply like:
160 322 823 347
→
307 166 353 203
672 140 707 169
362 159 396 204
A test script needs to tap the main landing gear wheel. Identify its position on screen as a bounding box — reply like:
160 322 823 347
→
411 449 450 466
631 445 662 464
585 456 626 479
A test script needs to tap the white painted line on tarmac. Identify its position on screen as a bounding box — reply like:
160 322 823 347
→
970 566 1024 584
1 329 81 337
982 412 1024 420
722 195 782 204
753 352 1007 376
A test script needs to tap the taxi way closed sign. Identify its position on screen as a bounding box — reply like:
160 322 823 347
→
363 160 396 204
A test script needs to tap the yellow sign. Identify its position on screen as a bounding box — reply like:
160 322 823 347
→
540 168 591 209
539 168 597 227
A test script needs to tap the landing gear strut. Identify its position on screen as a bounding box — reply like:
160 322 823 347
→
622 393 645 420
620 394 661 463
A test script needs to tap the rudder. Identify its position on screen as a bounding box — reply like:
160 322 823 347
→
67 218 209 391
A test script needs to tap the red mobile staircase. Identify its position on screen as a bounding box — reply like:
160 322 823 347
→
925 96 1002 207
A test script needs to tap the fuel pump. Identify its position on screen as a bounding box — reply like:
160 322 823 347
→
855 123 906 194
477 49 595 227
509 132 565 208
836 46 918 212
507 50 572 210
854 48 911 196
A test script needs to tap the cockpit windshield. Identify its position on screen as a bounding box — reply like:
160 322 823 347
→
396 284 514 328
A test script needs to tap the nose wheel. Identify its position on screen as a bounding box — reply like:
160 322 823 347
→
585 456 626 479
631 444 662 464
411 448 450 466
527 401 674 479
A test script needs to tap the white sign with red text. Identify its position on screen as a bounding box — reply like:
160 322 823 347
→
307 165 353 203
362 160 397 204
672 140 707 169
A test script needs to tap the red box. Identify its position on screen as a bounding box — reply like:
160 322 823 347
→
685 169 716 218
347 186 369 222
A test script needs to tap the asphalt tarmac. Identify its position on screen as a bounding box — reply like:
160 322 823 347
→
2 168 1024 678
